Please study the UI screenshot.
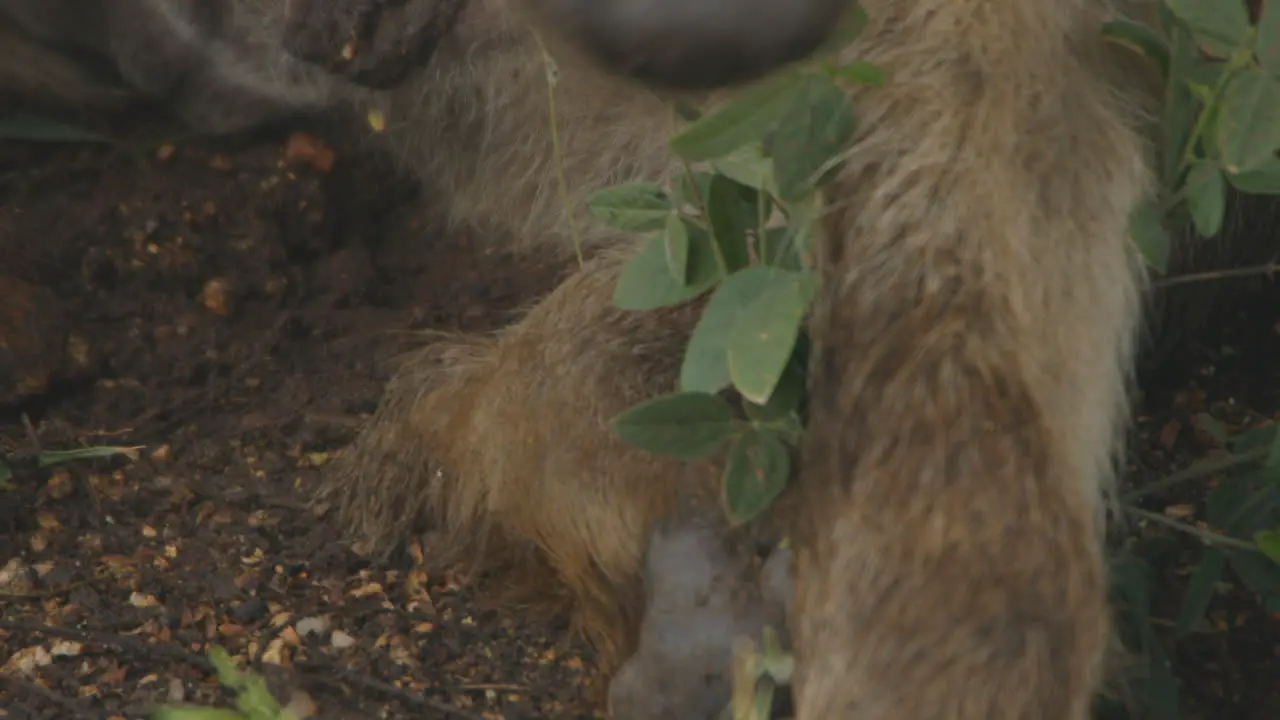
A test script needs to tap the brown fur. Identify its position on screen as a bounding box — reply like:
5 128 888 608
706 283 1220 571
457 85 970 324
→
0 0 1270 716
320 1 1157 717
319 247 718 665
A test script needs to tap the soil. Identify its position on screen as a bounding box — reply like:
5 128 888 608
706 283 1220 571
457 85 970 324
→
0 118 588 720
0 115 1277 720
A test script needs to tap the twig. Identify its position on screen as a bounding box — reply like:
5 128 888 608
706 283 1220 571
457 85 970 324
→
1123 446 1270 503
1153 261 1280 289
1124 506 1260 553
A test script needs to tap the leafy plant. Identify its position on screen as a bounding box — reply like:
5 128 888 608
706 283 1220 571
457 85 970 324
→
1110 0 1280 270
604 3 874 526
0 445 140 491
153 646 310 720
572 0 1280 716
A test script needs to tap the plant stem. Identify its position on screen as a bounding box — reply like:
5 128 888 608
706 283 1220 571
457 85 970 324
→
1153 261 1280 288
532 31 584 268
1123 446 1270 503
1124 506 1261 553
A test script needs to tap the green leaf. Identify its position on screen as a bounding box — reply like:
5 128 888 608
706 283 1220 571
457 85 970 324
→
1254 530 1280 565
663 212 690 284
613 225 723 310
771 192 824 268
828 61 886 88
759 227 806 271
207 646 248 689
39 445 141 467
1267 424 1280 468
1162 27 1205 185
1142 636 1183 720
1108 551 1154 640
614 392 736 460
727 271 818 405
712 142 775 193
1102 19 1172 79
1197 98 1226 164
705 174 765 272
676 170 714 210
1257 2 1280 76
1230 422 1280 453
1174 548 1225 637
587 183 673 232
0 112 114 144
1128 199 1171 273
723 429 792 523
1229 551 1280 601
1207 474 1280 535
743 345 808 422
1185 164 1227 237
772 74 857 202
670 72 805 162
1206 474 1261 532
681 268 779 392
1164 0 1251 57
1227 155 1280 193
1216 68 1280 174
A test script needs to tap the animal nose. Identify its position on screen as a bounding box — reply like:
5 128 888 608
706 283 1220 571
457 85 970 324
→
545 0 851 90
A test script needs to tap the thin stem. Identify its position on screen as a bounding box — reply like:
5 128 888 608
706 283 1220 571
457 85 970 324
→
1124 506 1261 553
1153 261 1280 289
1123 446 1269 503
532 31 584 268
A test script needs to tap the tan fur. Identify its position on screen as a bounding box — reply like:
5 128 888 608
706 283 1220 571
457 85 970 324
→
320 1 1158 717
0 0 1217 716
360 0 681 254
321 246 719 666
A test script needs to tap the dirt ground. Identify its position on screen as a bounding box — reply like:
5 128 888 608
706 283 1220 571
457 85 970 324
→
0 116 1278 720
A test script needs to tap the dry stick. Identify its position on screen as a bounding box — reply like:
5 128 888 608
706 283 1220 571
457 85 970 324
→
1153 260 1280 289
1124 506 1261 553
